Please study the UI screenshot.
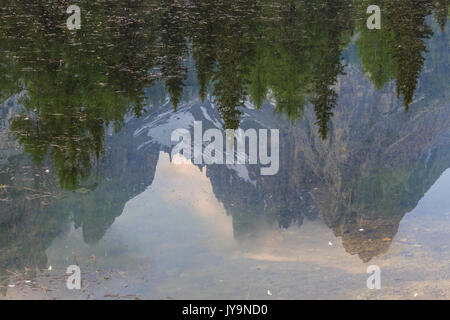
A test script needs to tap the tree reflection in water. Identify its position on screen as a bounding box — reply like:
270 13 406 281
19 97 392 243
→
0 0 449 290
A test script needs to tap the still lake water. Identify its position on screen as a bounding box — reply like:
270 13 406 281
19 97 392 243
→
0 1 449 299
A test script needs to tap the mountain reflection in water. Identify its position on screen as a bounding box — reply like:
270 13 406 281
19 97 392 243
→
0 0 449 299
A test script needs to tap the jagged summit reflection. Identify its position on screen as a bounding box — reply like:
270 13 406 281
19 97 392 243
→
0 1 449 289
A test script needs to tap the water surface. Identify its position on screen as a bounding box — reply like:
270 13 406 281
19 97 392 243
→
0 0 449 299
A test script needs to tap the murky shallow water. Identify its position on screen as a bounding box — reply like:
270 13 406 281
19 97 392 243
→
0 1 449 299
2 156 450 300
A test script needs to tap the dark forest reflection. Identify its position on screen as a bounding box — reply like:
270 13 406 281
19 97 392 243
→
0 0 449 292
0 0 448 189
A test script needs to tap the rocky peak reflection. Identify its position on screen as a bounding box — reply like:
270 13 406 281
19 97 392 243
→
1 0 448 189
0 0 449 280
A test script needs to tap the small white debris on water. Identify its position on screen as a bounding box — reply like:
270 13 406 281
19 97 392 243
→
267 290 272 296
